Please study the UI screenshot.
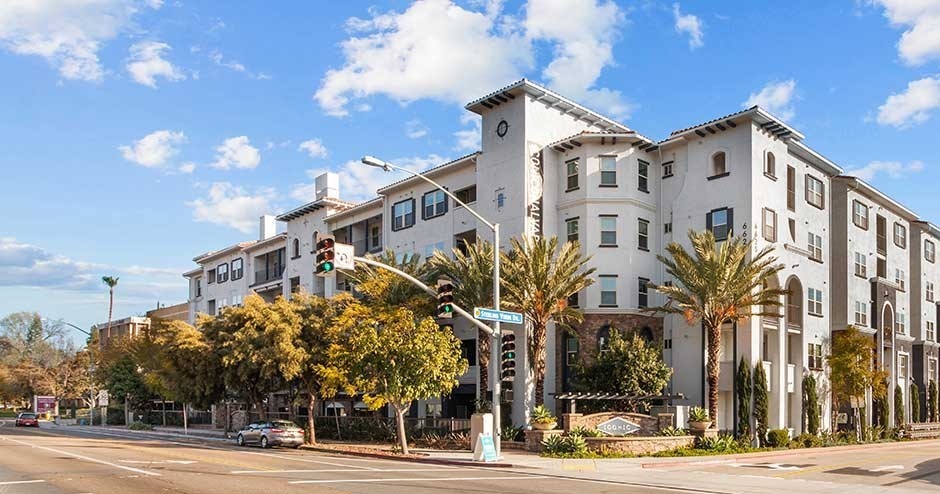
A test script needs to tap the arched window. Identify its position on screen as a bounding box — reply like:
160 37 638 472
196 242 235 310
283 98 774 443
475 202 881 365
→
765 152 776 177
312 232 317 253
711 151 727 176
597 324 612 353
292 238 300 258
639 326 654 343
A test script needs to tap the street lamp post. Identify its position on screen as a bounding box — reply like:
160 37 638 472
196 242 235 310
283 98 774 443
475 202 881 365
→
60 321 97 426
361 155 503 457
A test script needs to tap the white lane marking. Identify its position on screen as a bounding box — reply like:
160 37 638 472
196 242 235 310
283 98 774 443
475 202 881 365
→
231 467 463 474
872 465 905 472
0 480 46 486
289 475 545 484
120 460 198 465
0 436 161 477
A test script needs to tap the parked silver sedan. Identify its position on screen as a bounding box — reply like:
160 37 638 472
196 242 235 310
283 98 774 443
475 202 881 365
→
235 420 304 449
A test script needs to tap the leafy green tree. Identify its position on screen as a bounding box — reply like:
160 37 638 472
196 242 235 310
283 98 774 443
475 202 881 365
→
911 382 921 423
753 362 769 446
338 305 467 454
501 236 595 405
895 385 905 427
930 380 938 422
289 292 361 444
575 328 671 412
429 240 495 398
99 354 151 421
736 358 751 440
201 294 299 420
802 374 820 435
344 250 434 316
153 320 225 410
101 276 119 338
828 326 888 437
650 230 785 424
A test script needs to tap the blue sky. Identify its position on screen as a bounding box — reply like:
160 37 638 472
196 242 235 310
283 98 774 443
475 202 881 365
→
1 0 939 340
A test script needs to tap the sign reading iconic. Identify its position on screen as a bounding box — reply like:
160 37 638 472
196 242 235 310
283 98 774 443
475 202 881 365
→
596 416 641 436
473 307 524 324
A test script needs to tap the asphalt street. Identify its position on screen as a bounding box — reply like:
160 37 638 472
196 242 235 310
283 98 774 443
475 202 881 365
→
0 421 693 494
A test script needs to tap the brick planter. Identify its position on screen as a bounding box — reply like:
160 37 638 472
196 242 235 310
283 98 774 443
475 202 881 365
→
584 435 695 455
524 429 563 452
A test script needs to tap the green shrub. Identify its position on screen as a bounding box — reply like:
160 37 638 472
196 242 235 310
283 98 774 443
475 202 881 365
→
802 374 820 434
696 434 737 452
930 380 938 422
502 424 524 442
753 363 769 446
895 386 905 427
736 358 752 439
688 406 709 423
765 429 790 447
531 405 556 425
128 421 154 431
911 382 921 423
541 434 587 455
569 426 602 438
790 433 822 449
658 426 688 436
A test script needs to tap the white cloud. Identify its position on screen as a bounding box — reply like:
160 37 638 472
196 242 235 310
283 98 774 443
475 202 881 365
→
870 0 940 66
178 162 196 174
298 139 328 159
314 0 531 116
0 0 160 82
118 130 186 168
406 119 429 139
187 182 276 233
210 136 261 170
673 3 703 49
291 154 448 202
845 160 925 181
454 113 482 151
209 50 269 80
876 76 940 127
743 79 797 121
125 40 185 88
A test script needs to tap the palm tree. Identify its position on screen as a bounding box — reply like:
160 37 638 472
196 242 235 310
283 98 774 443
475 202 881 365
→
650 230 786 424
342 250 434 316
500 236 595 406
428 240 495 398
101 276 119 341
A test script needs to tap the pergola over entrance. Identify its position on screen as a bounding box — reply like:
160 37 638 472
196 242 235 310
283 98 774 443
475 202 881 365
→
554 392 686 414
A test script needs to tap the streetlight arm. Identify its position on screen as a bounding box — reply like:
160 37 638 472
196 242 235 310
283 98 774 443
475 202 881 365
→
361 156 496 231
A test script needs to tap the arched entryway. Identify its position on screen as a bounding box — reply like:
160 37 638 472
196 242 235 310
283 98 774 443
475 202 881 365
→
783 277 804 431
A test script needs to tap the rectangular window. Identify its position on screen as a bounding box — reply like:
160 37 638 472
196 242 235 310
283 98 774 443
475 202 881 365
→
600 216 617 246
854 252 867 278
762 208 777 242
600 156 617 186
808 288 823 316
662 161 674 178
807 343 823 371
788 218 796 242
930 358 938 379
600 275 617 307
928 240 936 263
853 200 869 230
929 321 937 342
928 281 935 302
424 241 445 260
565 337 579 366
207 269 215 284
370 225 381 251
566 217 579 243
894 223 907 248
900 354 909 379
638 277 649 308
897 311 907 334
231 258 244 280
808 232 823 262
638 218 649 251
854 301 868 327
194 278 202 297
454 185 477 205
707 208 731 241
422 190 447 220
637 159 649 192
207 299 216 316
566 159 579 191
216 263 228 283
664 222 673 234
392 199 415 231
895 268 906 291
786 165 796 211
568 291 579 308
805 175 825 209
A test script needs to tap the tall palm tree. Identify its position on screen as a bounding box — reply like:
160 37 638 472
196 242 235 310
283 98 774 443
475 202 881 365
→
101 276 119 340
650 230 786 424
428 240 495 398
342 250 434 316
500 236 595 406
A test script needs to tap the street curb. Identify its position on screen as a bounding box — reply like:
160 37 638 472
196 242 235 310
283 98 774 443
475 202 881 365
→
301 446 514 468
640 438 940 469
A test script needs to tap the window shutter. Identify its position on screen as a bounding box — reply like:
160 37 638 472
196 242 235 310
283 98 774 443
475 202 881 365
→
443 192 449 214
728 208 734 237
706 211 713 231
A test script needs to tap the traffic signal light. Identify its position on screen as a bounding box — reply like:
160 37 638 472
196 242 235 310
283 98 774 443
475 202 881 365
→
501 333 516 381
436 279 454 318
315 234 336 276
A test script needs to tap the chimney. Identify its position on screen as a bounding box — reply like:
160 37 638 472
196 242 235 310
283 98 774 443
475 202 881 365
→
259 215 276 240
315 172 339 200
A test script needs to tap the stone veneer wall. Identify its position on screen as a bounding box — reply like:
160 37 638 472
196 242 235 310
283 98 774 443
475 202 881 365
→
584 436 695 455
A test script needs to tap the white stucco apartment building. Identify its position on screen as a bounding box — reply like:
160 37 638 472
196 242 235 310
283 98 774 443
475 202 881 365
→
183 79 940 433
